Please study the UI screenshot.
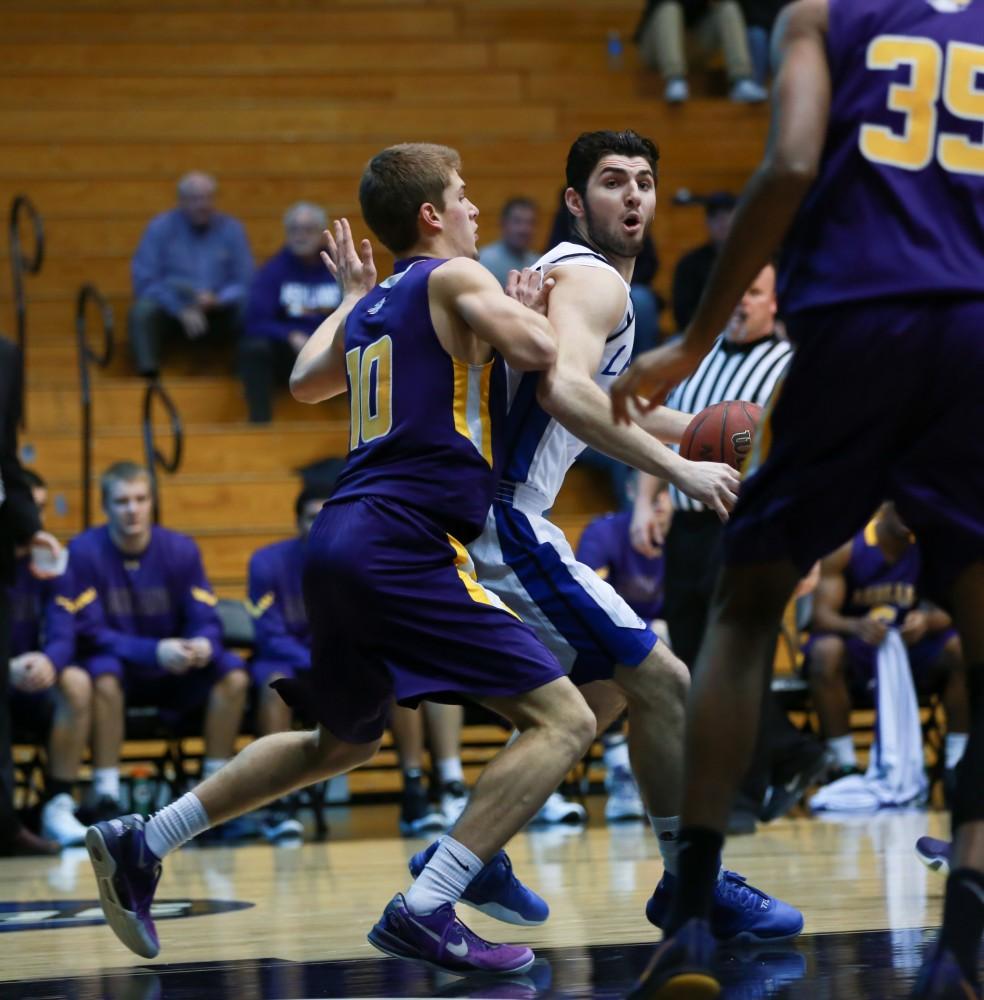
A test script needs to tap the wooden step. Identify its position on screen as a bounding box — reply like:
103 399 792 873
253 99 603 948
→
0 7 458 43
25 377 346 426
22 422 348 477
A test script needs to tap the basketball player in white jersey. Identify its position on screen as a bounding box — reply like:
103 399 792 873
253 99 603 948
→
465 130 802 943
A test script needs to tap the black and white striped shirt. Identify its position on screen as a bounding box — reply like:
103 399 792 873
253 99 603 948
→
666 332 792 512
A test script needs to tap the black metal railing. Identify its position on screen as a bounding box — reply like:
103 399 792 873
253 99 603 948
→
9 194 44 426
76 284 114 529
142 379 183 524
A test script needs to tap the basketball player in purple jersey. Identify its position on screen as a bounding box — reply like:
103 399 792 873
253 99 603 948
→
86 143 602 977
613 0 984 996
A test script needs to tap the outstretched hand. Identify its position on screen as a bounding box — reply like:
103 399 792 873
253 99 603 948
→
505 267 555 316
611 339 702 425
320 219 377 300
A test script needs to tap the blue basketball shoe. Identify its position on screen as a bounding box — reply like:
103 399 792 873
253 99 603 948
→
646 870 803 944
409 841 549 926
910 943 981 999
628 917 720 999
368 894 535 976
915 837 952 875
85 814 162 958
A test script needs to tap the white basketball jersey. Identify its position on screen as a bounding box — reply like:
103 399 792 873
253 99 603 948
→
498 241 635 511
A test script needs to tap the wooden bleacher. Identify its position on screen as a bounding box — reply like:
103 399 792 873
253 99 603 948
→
4 0 779 802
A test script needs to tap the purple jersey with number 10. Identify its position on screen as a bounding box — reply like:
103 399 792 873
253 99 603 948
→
329 256 506 545
779 0 984 316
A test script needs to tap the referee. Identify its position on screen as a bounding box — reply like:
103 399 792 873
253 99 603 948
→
634 262 822 831
660 261 789 663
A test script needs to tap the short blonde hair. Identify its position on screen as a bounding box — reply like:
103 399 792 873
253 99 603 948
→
359 143 461 254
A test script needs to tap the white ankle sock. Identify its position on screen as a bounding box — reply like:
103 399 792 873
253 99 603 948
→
144 792 211 860
404 835 481 915
436 757 464 786
826 735 857 768
649 815 681 876
93 767 120 801
945 732 968 770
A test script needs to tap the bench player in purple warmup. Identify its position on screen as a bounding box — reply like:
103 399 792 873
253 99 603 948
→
613 1 984 996
85 143 602 977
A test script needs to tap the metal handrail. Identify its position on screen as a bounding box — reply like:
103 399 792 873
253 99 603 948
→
76 284 115 529
9 195 44 426
142 378 184 524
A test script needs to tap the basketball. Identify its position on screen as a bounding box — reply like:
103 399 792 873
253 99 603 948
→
680 400 763 470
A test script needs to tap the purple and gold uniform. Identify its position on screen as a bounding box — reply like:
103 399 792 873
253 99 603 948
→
64 525 244 722
274 257 565 745
575 512 666 623
7 555 76 730
247 537 310 688
806 520 957 689
727 0 984 599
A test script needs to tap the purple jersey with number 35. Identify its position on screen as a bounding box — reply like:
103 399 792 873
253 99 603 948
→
779 0 984 316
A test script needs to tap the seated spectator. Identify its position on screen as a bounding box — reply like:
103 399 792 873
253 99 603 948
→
805 502 968 788
635 0 767 104
741 0 791 88
63 462 250 835
129 171 253 378
577 484 671 823
247 484 326 841
671 191 736 332
249 486 468 837
240 202 341 423
478 197 539 287
7 470 90 847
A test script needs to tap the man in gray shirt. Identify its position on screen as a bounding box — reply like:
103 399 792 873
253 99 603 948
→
128 172 254 377
478 197 539 287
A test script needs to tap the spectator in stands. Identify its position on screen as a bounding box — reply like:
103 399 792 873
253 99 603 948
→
805 502 968 790
7 471 90 847
0 336 64 857
635 0 768 104
129 171 254 378
65 462 250 836
577 482 671 823
239 202 341 423
671 191 736 332
741 1 791 88
249 486 469 837
478 197 540 287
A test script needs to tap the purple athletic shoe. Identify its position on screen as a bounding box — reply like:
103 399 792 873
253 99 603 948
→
368 894 535 976
647 870 804 944
910 944 981 999
915 837 952 875
409 842 549 925
86 814 162 958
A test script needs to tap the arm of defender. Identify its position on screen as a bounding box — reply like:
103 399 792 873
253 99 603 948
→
433 258 557 372
291 220 376 403
611 0 830 414
537 267 740 519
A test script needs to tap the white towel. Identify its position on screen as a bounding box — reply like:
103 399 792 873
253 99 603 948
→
810 629 928 812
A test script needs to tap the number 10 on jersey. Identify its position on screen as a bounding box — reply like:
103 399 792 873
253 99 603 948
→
346 335 393 450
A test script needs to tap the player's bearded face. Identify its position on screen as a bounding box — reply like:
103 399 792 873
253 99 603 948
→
580 157 656 260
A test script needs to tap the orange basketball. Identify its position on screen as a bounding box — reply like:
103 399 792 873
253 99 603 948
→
680 400 763 471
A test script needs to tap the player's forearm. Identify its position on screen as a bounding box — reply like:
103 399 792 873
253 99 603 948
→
686 163 813 353
290 294 359 403
633 405 691 444
537 371 687 481
812 607 862 637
